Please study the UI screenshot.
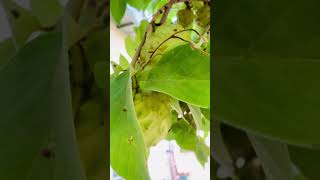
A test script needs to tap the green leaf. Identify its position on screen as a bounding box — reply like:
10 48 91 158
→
125 37 137 58
145 0 167 15
188 104 202 131
0 32 84 179
110 70 150 180
170 99 183 116
201 108 210 121
213 0 320 146
110 0 127 24
289 146 320 180
201 115 210 137
140 44 210 108
135 20 148 40
0 38 15 66
167 120 209 166
0 0 41 47
30 0 63 27
128 0 151 10
119 54 129 70
195 138 210 167
248 134 294 180
125 20 148 58
111 61 124 76
168 120 196 150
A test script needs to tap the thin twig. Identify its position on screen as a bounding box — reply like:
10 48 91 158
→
140 35 191 69
149 29 202 59
117 22 134 29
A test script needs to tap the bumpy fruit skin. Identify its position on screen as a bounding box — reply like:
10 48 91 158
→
134 91 173 147
140 22 191 65
196 5 210 28
177 9 195 28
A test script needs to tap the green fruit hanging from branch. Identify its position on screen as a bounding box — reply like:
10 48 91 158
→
134 91 174 147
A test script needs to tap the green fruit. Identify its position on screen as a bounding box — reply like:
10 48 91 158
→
76 99 104 139
177 9 195 28
134 91 173 147
196 5 210 28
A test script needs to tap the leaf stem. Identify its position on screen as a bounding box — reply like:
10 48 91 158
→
148 29 201 60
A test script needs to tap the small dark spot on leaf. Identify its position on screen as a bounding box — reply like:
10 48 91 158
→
128 136 134 144
10 9 20 19
123 107 127 112
159 10 163 14
174 29 177 31
41 148 53 159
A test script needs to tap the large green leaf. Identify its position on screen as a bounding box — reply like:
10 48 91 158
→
110 70 149 180
213 0 320 146
140 44 210 108
110 0 127 24
248 134 294 180
0 0 41 47
30 0 63 27
0 32 85 179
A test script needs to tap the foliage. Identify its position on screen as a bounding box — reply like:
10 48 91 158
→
110 0 210 179
213 0 320 179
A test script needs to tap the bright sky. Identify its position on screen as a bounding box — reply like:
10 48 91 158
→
110 19 210 180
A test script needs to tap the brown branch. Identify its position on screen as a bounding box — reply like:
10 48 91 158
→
159 0 175 24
